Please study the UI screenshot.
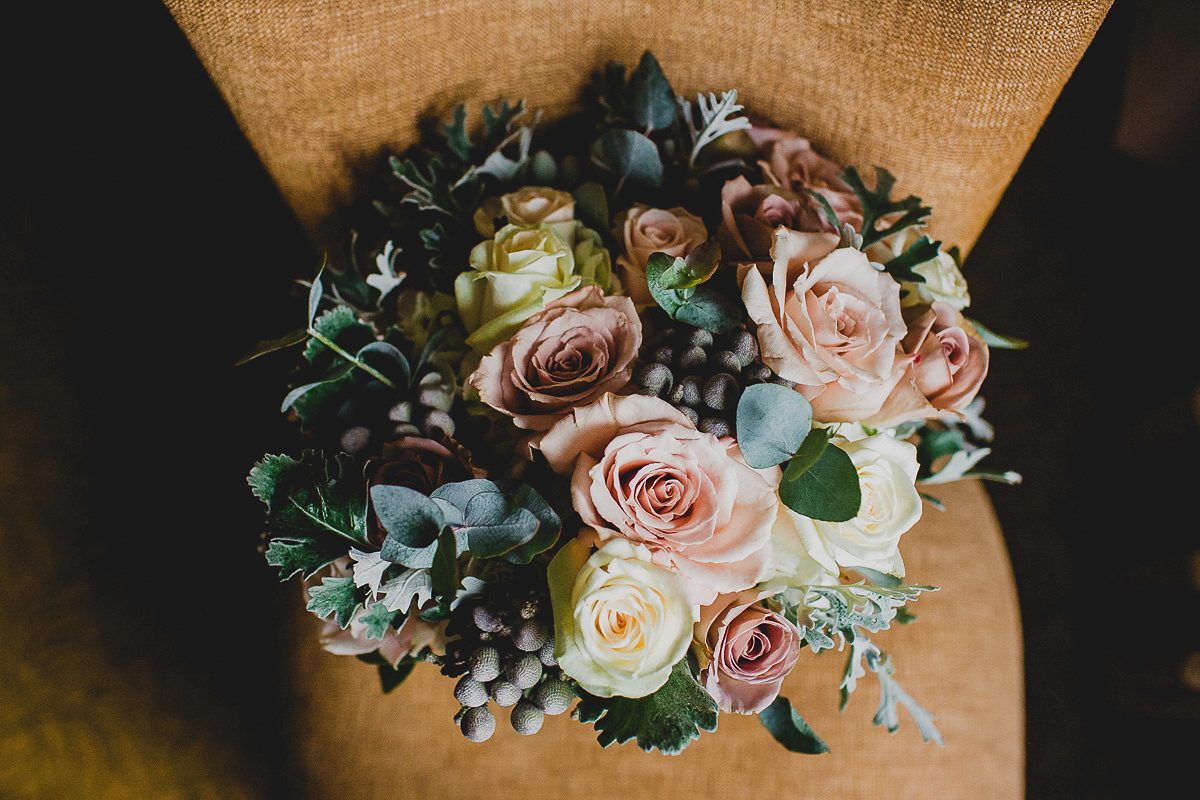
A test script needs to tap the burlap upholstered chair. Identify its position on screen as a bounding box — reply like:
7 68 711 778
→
158 2 1111 798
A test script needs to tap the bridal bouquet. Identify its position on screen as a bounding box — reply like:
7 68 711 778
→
244 52 1020 754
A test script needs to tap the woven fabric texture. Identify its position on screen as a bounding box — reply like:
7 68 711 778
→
165 0 1110 256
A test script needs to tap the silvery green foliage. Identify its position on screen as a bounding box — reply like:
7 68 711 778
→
678 89 752 167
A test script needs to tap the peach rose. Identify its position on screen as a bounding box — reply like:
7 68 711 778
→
718 175 840 265
695 590 802 714
750 128 863 232
474 186 577 239
740 230 911 424
469 286 642 430
615 205 708 306
536 394 777 605
863 302 990 428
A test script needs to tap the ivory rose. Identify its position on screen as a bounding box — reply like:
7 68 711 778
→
474 186 577 239
455 222 613 353
750 128 863 232
695 590 802 713
741 229 911 423
864 302 990 428
547 537 696 698
866 227 971 310
536 394 777 605
718 175 840 265
615 205 708 306
470 286 642 430
774 433 922 577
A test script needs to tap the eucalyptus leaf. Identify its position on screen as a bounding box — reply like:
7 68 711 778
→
373 485 447 568
779 442 861 522
735 383 814 468
672 288 742 334
573 181 611 234
657 238 721 290
491 480 562 564
646 252 688 316
759 696 830 754
591 128 663 191
628 50 677 132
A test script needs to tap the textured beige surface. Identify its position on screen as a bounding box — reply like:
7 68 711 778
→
164 0 1110 257
285 480 1023 800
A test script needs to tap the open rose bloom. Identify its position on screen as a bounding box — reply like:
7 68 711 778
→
254 59 1010 753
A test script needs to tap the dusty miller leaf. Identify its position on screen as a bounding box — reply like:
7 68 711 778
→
306 575 361 629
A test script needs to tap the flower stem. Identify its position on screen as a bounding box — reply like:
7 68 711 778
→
307 328 396 388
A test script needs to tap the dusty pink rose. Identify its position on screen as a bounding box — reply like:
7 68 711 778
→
750 129 863 232
740 229 911 423
863 301 990 428
615 205 708 305
696 589 802 713
718 176 841 266
364 436 477 546
536 393 777 605
469 286 642 431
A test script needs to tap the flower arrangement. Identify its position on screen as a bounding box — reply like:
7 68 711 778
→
244 52 1021 755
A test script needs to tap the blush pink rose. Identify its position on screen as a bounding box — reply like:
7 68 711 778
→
696 589 802 713
750 128 863 232
718 175 841 266
863 301 991 428
615 205 708 306
740 229 911 423
469 286 642 431
536 393 777 605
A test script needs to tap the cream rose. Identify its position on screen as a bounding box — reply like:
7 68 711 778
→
695 590 802 714
474 186 577 239
750 128 863 232
866 227 970 310
741 230 911 424
615 205 708 306
775 433 921 577
455 222 612 353
548 537 696 698
536 393 777 605
469 286 642 430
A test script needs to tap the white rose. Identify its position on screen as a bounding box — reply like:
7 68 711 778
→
867 227 970 310
455 223 612 353
547 536 697 698
774 432 922 578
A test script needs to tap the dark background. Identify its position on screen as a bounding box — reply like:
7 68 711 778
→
3 0 1197 797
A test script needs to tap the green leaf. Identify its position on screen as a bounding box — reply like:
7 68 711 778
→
735 383 814 468
430 526 460 609
672 289 742 334
574 659 718 754
883 234 938 284
373 485 447 568
248 451 369 545
646 253 688 316
657 238 721 290
441 104 472 163
430 479 549 559
480 99 527 151
280 359 354 413
840 166 931 248
966 317 1029 350
492 481 561 564
308 268 325 326
779 441 861 522
804 188 843 233
572 182 610 237
378 660 416 693
759 696 830 754
264 536 347 581
591 128 663 191
236 327 309 366
359 602 398 640
390 154 464 220
782 427 832 482
628 50 677 132
306 575 360 629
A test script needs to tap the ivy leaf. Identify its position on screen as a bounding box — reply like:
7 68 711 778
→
735 383 814 468
840 166 931 248
882 234 938 284
264 536 347 581
306 575 360 629
574 659 718 754
591 128 663 191
248 451 369 545
628 50 677 132
778 441 861 522
373 485 447 568
759 696 830 754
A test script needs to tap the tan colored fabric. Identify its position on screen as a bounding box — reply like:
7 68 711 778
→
285 480 1023 800
164 0 1110 257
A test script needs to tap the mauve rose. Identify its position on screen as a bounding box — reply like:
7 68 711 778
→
718 175 840 265
536 393 777 605
695 590 802 713
470 286 642 430
864 302 990 428
615 205 708 306
364 437 476 545
740 229 911 424
750 128 863 232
